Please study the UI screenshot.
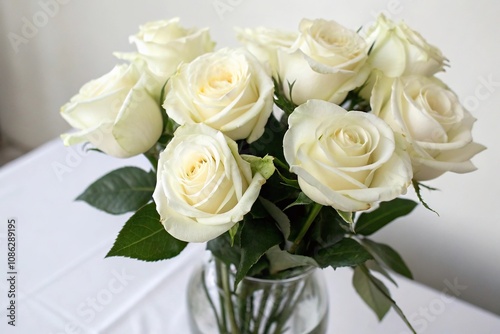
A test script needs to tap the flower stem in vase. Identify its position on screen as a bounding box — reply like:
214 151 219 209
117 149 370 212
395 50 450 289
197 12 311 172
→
202 266 225 333
220 261 241 334
252 286 271 332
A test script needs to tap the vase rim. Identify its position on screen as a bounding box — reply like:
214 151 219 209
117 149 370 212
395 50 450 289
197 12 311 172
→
242 266 317 284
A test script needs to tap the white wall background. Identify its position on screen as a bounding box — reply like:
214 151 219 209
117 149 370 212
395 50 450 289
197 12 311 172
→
1 0 498 315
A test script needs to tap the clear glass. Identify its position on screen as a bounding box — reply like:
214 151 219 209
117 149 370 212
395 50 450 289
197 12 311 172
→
187 255 329 334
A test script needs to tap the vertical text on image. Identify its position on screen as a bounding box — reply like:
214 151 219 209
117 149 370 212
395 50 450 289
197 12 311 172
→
6 218 17 327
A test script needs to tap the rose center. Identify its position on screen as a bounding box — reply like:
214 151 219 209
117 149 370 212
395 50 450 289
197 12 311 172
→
425 89 452 117
333 127 367 156
186 158 209 178
200 67 235 95
318 31 343 47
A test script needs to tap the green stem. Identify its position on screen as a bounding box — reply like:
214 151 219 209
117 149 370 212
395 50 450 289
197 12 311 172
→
201 267 225 333
143 145 159 172
237 283 252 334
290 203 323 254
253 287 271 333
273 158 289 171
263 285 284 334
221 263 241 334
272 282 304 334
215 262 229 334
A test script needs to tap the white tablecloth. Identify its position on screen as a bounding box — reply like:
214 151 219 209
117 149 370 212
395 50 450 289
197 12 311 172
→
1 139 499 334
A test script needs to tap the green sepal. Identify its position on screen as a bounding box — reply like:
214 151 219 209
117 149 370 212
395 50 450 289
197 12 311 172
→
337 210 353 224
228 223 239 247
242 154 275 180
412 180 439 216
272 76 298 115
275 168 300 188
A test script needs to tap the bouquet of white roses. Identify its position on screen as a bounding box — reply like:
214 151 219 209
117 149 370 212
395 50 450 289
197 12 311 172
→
60 15 484 333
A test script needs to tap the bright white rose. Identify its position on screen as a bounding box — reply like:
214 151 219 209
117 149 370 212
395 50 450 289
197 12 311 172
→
283 99 412 212
363 14 447 78
163 48 274 143
60 62 162 158
277 18 369 105
235 26 297 76
153 123 267 242
126 18 215 82
371 75 486 181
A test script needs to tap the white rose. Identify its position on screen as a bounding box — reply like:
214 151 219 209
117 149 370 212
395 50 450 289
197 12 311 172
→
153 123 267 242
363 14 447 78
60 62 162 158
235 26 297 76
126 18 215 82
163 48 274 143
277 18 369 105
283 99 412 212
371 75 486 181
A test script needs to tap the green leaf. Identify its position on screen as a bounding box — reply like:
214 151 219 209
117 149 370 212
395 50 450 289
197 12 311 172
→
361 239 413 279
247 198 268 219
106 203 187 261
303 206 348 256
253 168 299 205
353 265 392 320
314 238 372 269
76 166 156 215
246 113 288 161
207 232 241 268
266 246 319 274
236 217 283 286
284 192 313 210
354 265 417 333
355 198 418 236
259 197 290 239
365 259 398 287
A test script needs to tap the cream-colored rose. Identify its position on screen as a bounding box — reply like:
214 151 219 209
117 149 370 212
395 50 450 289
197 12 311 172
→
60 62 162 158
153 123 267 242
277 18 369 105
126 18 215 82
363 14 447 78
283 100 412 212
235 26 297 76
371 75 485 181
163 48 274 143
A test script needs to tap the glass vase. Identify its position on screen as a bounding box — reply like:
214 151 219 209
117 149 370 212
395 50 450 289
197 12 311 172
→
187 255 329 334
